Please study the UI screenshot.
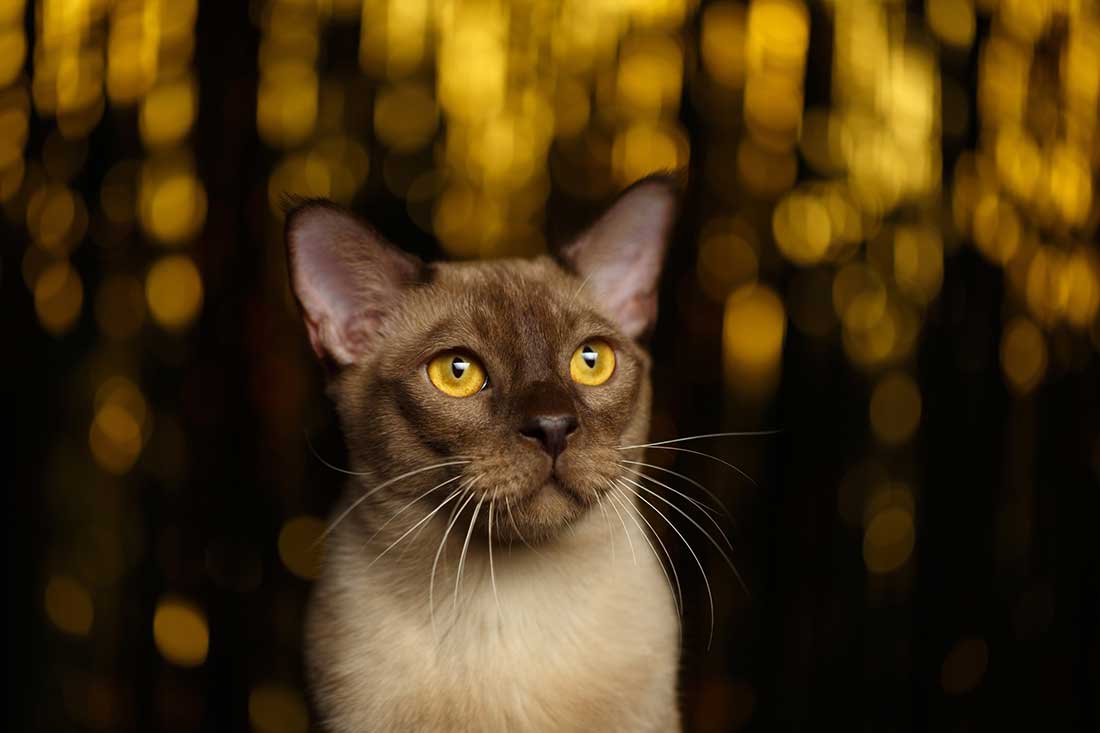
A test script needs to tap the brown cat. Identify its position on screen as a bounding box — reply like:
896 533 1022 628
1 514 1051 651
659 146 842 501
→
286 176 682 732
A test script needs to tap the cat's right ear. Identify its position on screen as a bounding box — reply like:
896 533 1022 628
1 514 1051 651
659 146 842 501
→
284 200 422 367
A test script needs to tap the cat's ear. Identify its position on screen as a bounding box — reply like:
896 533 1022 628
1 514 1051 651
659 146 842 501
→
561 174 680 339
285 200 422 366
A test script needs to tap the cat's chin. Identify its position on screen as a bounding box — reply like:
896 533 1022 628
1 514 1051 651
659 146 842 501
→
504 477 593 541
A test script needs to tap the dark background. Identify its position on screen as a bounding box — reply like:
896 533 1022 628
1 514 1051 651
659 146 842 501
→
5 0 1099 730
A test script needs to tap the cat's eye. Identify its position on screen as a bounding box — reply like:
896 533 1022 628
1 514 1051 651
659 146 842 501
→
427 351 487 397
570 340 615 386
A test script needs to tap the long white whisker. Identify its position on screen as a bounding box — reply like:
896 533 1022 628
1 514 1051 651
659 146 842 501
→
454 493 486 613
620 459 735 519
488 495 501 619
431 488 477 638
628 477 748 596
364 483 468 570
596 494 616 564
319 460 472 542
618 479 717 650
611 483 682 620
362 474 468 549
602 483 637 566
618 430 780 450
620 471 735 553
620 445 757 487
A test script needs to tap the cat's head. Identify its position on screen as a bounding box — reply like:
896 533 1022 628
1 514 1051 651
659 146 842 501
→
286 176 678 542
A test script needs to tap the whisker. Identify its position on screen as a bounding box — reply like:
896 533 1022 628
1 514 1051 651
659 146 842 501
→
568 272 593 307
595 494 616 564
627 478 749 596
610 483 682 620
617 479 717 650
319 459 473 543
601 482 637 566
488 494 501 619
619 459 735 519
618 430 780 450
430 488 478 638
619 445 757 487
620 472 735 553
362 474 467 549
454 493 486 612
364 481 471 570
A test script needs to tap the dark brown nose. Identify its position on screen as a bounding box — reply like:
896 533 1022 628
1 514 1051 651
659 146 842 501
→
520 414 578 459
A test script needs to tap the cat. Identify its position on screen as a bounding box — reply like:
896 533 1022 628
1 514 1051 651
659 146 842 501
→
286 175 683 732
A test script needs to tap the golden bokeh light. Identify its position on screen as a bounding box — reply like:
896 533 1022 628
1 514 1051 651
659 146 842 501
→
1001 317 1047 395
153 596 209 668
45 575 94 637
700 2 746 89
277 516 324 581
611 121 689 186
89 377 148 475
34 260 84 336
772 192 831 265
926 0 976 49
863 506 916 575
723 284 786 401
869 372 922 446
373 83 438 153
139 76 197 148
697 220 758 303
145 255 203 331
139 167 207 245
248 683 309 733
941 638 989 695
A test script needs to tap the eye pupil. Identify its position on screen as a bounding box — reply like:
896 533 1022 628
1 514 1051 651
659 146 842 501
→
582 345 597 369
451 357 468 379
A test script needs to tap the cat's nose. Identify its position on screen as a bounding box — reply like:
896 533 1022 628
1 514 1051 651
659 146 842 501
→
520 414 578 459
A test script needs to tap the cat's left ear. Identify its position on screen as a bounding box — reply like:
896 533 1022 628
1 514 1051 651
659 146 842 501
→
285 200 422 367
561 174 680 339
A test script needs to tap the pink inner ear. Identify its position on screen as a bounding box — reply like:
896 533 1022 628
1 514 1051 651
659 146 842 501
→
286 203 418 366
564 178 678 338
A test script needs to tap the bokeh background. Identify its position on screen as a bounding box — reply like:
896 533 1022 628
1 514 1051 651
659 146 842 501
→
5 0 1100 730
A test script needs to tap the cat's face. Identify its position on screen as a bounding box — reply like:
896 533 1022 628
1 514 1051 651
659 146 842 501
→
287 178 677 541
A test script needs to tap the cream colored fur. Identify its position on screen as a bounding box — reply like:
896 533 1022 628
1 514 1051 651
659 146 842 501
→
306 495 681 732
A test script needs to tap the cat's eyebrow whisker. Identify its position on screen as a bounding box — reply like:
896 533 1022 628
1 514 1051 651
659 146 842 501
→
619 459 735 520
601 481 637 567
454 493 486 613
616 479 716 650
626 477 749 598
568 272 593 307
431 487 478 639
609 482 682 622
617 430 781 450
618 445 758 487
619 471 735 554
319 459 473 543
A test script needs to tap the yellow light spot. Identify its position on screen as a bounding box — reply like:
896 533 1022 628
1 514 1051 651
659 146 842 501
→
869 372 921 446
94 274 146 340
278 516 324 580
926 0 975 49
941 638 988 694
1045 143 1092 227
772 192 832 265
27 185 85 255
893 226 943 305
745 0 809 76
0 28 25 86
45 576 94 636
972 194 1020 266
257 64 318 148
374 83 439 153
1062 250 1100 329
140 77 196 148
611 121 689 186
700 2 747 89
34 260 83 335
146 255 203 331
153 596 209 668
616 35 683 117
141 172 207 245
89 402 143 474
697 222 758 302
723 284 786 401
248 683 309 733
1025 248 1066 326
862 506 915 574
1001 317 1047 395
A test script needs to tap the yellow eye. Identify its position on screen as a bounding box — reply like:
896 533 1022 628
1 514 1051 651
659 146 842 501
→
427 352 487 397
570 340 615 386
